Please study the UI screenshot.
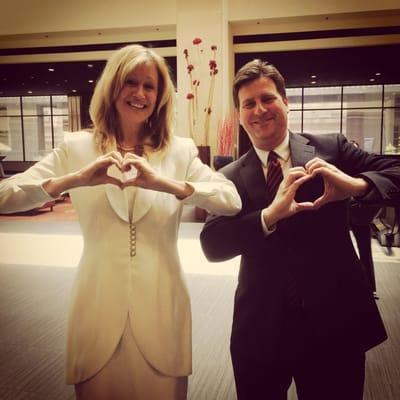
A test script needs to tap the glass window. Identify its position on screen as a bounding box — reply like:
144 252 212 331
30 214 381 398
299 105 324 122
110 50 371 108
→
0 95 73 162
0 97 21 116
382 108 400 154
0 116 23 160
343 85 382 108
23 116 53 161
22 96 51 116
288 110 302 133
384 84 400 108
303 110 341 134
287 88 302 110
52 95 68 115
303 86 341 109
342 109 382 154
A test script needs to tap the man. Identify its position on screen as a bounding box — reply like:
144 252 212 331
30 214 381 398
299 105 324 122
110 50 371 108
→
200 59 400 400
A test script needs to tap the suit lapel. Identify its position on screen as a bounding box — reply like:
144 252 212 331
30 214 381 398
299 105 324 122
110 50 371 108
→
130 150 161 223
105 149 162 224
289 131 315 167
289 132 325 203
240 148 269 207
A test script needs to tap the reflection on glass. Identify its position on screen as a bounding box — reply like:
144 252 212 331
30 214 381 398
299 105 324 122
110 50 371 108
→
304 86 341 109
22 96 51 116
287 88 302 110
342 109 381 154
303 110 341 134
24 116 53 161
0 97 21 116
384 84 400 108
53 115 69 147
383 108 400 154
0 116 23 160
343 86 382 108
52 95 68 115
288 110 302 132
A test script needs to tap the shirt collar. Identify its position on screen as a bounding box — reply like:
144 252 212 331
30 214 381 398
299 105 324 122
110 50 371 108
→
253 132 290 167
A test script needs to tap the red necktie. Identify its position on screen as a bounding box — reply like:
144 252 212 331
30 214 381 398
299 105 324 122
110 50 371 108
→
266 151 301 308
266 151 283 201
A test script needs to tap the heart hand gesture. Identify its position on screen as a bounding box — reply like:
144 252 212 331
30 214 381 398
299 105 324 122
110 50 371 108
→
305 157 369 209
77 151 124 187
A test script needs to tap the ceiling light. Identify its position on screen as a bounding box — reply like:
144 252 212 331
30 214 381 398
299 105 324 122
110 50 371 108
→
88 64 93 68
369 78 375 82
311 75 317 78
88 79 94 83
311 81 316 84
72 89 77 93
375 72 381 76
27 90 33 94
48 68 55 72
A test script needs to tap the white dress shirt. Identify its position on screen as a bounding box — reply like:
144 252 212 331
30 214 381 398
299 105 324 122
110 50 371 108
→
253 132 292 234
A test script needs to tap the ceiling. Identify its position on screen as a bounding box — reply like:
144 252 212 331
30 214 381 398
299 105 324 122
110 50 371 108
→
0 43 399 97
235 43 400 87
0 57 177 97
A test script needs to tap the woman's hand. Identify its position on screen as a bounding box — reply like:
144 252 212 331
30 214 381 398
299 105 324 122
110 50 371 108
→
76 151 124 187
121 153 194 198
120 153 159 189
43 152 124 197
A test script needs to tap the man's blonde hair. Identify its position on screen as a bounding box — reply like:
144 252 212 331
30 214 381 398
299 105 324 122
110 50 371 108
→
89 44 175 153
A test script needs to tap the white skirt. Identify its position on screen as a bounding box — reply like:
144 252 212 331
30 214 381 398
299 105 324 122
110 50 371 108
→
75 320 188 400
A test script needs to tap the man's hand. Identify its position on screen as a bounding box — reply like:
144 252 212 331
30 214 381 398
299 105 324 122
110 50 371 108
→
305 157 369 209
262 167 315 228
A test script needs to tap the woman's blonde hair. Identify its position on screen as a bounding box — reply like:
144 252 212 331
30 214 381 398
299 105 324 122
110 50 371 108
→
89 44 175 153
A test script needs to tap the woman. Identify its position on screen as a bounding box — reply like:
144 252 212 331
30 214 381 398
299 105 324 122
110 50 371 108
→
0 44 241 399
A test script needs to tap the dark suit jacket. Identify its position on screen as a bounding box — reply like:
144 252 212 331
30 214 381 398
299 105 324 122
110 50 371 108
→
201 132 400 363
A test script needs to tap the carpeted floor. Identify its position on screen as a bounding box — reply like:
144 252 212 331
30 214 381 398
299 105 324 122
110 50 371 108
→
0 220 399 399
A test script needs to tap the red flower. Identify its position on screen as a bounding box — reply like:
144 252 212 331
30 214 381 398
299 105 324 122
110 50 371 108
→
183 49 188 57
193 37 202 45
186 93 194 100
211 45 217 51
209 60 217 70
187 64 194 73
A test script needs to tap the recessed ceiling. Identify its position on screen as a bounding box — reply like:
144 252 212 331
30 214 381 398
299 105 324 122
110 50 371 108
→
0 44 399 97
235 44 400 87
0 57 177 97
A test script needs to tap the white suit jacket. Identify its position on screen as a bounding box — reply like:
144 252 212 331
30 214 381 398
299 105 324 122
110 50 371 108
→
0 131 241 383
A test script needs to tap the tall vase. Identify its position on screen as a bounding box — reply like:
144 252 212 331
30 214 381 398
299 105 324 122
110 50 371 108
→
213 155 233 171
197 145 211 166
195 145 211 222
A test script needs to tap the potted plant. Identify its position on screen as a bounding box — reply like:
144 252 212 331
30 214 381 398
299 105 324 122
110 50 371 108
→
183 38 218 165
